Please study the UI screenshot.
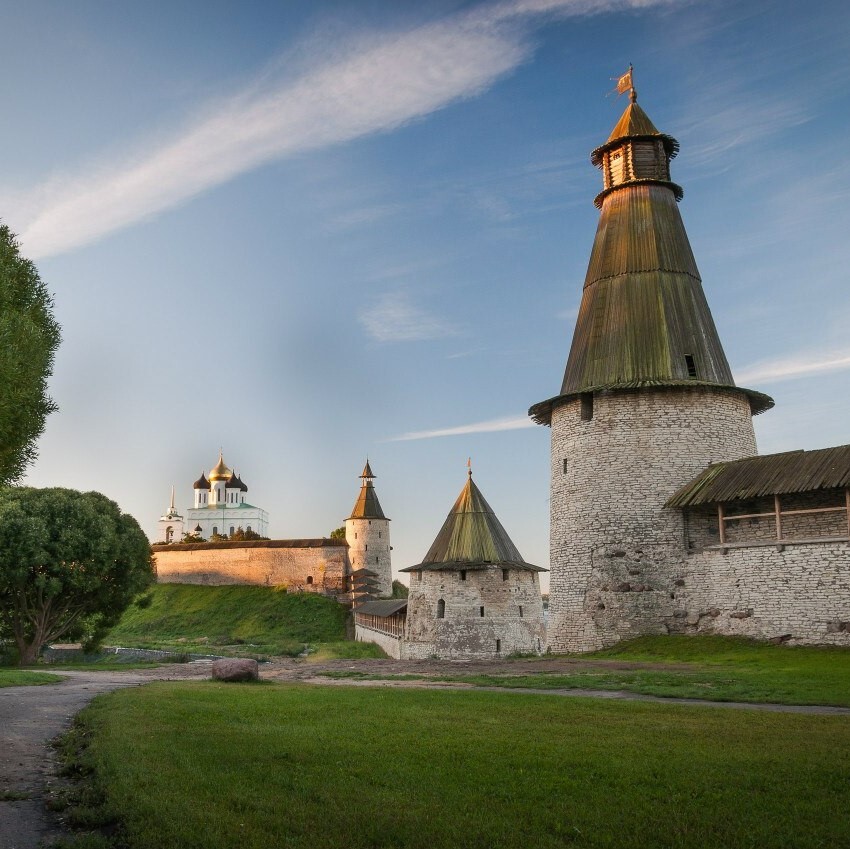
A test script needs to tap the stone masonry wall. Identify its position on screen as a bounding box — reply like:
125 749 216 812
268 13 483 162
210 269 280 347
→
548 387 758 652
403 567 546 659
670 542 850 645
153 541 350 595
345 517 392 597
354 625 402 659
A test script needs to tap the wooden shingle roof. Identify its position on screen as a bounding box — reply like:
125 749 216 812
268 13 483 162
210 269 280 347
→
400 475 544 573
666 445 850 507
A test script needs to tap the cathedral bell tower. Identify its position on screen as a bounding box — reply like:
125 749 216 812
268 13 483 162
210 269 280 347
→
529 79 773 652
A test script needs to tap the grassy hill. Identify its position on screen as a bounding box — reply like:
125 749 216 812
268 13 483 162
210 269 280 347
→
106 584 357 658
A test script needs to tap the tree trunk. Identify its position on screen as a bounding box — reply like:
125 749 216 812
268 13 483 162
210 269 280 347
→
16 637 41 666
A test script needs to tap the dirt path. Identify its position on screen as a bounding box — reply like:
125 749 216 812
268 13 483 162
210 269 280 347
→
0 662 212 849
2 656 847 848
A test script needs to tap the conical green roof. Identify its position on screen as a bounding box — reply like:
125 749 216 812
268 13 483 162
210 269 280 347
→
401 475 544 572
530 96 773 425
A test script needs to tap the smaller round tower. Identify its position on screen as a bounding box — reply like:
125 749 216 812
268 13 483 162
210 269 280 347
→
345 461 392 598
193 472 210 508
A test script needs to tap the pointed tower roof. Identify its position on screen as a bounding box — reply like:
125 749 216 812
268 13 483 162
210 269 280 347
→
530 91 773 425
401 472 544 572
348 460 387 520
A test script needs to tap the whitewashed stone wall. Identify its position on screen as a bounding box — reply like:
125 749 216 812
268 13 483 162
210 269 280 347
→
403 567 546 659
548 387 757 652
354 625 402 659
671 542 850 645
345 517 392 597
153 540 350 595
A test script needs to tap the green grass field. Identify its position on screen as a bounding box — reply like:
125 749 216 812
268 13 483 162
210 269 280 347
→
320 636 850 706
104 584 384 658
64 682 850 849
0 668 64 686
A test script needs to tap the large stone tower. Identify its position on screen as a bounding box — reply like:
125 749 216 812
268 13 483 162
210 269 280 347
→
530 85 774 652
345 461 392 597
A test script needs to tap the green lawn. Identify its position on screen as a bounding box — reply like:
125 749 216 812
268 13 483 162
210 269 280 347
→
320 636 850 706
0 668 64 686
66 682 850 849
104 584 353 657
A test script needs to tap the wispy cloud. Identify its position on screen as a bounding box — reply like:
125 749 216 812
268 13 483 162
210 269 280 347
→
359 291 458 343
390 414 535 441
11 0 673 259
736 349 850 385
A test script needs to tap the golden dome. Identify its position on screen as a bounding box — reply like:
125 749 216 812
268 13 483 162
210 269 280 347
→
208 451 231 482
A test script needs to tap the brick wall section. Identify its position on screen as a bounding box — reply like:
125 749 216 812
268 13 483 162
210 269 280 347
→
403 567 546 659
153 540 350 595
548 387 758 652
672 543 850 644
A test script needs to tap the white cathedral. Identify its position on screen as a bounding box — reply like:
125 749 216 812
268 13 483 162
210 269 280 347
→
156 451 269 543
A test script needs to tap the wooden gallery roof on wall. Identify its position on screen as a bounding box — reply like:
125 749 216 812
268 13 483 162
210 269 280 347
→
666 445 850 507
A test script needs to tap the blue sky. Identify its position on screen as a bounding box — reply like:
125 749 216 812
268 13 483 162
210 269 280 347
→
5 0 849 589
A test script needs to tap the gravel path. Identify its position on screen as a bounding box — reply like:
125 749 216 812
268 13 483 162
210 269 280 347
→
0 662 212 849
2 656 847 848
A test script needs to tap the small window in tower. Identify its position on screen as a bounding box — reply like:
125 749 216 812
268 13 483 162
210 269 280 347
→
502 569 509 581
306 575 313 585
685 354 697 378
365 544 368 551
230 526 235 536
417 571 423 582
563 459 568 475
376 555 379 564
437 599 445 619
354 533 357 540
519 605 524 618
460 570 467 581
496 639 501 653
378 532 382 538
580 393 594 421
212 526 218 536
479 606 485 618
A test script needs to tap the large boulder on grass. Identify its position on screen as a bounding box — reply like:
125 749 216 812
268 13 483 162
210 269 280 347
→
212 658 259 682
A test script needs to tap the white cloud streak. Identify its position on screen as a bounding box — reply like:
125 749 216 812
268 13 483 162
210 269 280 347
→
12 0 673 259
390 414 535 441
736 349 850 385
358 292 458 342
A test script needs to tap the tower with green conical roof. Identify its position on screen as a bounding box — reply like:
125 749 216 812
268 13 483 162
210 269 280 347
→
345 461 392 597
400 468 546 659
530 84 773 652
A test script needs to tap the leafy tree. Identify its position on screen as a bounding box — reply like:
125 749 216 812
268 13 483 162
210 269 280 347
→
391 580 409 598
0 488 154 665
329 526 346 540
180 531 206 544
0 225 61 484
229 526 267 542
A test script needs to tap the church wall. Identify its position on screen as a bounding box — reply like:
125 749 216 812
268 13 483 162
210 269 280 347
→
668 542 850 645
548 387 757 653
403 568 545 659
153 540 350 595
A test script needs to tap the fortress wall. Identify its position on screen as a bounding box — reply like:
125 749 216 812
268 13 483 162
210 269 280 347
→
153 541 350 595
354 625 402 659
548 388 757 653
669 542 850 645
